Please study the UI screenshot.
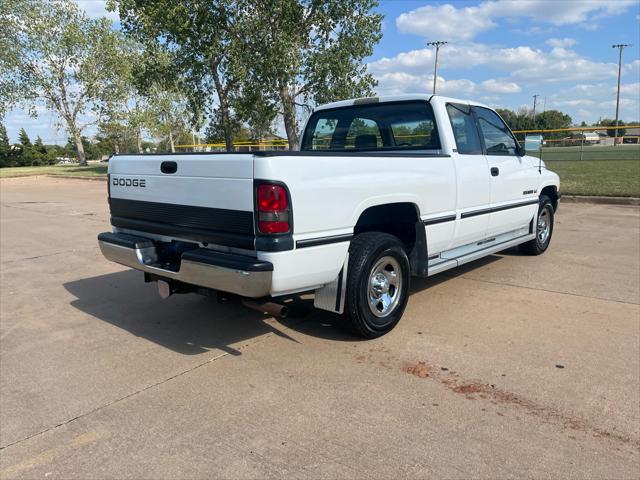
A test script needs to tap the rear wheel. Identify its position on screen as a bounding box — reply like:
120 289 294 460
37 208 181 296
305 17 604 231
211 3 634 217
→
343 233 410 338
519 195 554 255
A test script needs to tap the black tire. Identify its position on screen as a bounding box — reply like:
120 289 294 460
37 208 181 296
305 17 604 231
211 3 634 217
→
343 232 410 338
519 195 554 255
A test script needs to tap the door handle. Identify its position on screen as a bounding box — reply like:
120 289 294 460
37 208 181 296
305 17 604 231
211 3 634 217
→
490 167 500 177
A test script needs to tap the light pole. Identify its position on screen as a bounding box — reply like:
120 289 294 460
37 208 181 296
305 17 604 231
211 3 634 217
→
427 41 448 94
532 94 540 117
612 44 631 146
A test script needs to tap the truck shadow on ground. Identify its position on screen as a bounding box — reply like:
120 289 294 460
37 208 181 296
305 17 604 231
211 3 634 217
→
64 254 505 354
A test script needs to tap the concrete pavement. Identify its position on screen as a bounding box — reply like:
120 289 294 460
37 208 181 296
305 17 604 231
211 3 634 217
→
1 176 638 479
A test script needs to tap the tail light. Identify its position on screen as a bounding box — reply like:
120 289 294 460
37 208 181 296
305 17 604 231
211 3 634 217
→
256 183 290 234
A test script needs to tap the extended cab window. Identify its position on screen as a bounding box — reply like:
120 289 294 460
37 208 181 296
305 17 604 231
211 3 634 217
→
301 101 440 152
446 103 482 154
345 118 383 149
473 106 518 156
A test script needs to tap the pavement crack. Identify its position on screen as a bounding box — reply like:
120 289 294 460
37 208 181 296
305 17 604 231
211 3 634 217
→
1 247 100 265
1 204 107 224
451 274 640 306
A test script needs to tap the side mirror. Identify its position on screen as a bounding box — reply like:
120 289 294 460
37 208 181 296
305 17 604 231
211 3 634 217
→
516 144 526 156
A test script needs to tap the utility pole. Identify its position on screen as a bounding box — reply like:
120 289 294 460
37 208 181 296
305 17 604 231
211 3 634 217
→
532 94 540 117
612 44 631 146
427 41 448 94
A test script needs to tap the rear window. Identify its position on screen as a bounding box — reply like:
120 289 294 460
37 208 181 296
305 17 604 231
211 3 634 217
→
301 101 441 152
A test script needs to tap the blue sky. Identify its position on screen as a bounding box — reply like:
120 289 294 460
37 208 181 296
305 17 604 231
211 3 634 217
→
5 0 640 144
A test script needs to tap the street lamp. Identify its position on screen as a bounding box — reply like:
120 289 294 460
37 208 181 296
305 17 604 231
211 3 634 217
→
427 41 448 94
612 44 631 146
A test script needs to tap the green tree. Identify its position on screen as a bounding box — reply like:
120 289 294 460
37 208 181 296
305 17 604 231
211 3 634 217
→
0 123 11 167
1 0 129 164
535 110 572 132
15 128 33 165
236 0 382 149
18 128 31 148
113 0 240 150
34 136 46 154
599 118 627 137
147 86 191 153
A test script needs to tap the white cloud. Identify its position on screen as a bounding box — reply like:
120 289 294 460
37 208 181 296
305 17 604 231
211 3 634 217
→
619 82 640 96
73 0 119 21
396 0 636 41
396 4 494 41
545 82 640 122
369 43 619 85
480 79 521 93
373 72 521 99
546 38 576 48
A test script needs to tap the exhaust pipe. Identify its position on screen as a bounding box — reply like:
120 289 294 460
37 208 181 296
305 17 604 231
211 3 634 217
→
241 298 289 318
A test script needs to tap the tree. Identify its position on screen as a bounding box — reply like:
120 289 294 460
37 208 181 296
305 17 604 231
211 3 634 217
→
1 0 129 164
599 118 627 137
535 110 572 132
113 0 240 150
147 86 191 153
18 128 31 148
236 0 383 149
496 108 572 139
34 136 46 154
0 123 11 167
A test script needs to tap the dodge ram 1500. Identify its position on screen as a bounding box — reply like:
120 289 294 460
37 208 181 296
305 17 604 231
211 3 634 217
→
99 94 560 338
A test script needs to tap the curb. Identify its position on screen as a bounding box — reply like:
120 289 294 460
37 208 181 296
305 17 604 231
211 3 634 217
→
562 195 640 206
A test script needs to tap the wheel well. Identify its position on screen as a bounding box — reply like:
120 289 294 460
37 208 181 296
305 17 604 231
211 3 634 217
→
354 203 420 247
354 203 426 275
540 185 558 211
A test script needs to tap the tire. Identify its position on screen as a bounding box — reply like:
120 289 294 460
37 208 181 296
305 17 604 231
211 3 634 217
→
343 232 410 338
519 195 554 255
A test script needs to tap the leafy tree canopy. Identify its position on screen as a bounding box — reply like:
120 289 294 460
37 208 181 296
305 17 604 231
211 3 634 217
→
0 0 130 163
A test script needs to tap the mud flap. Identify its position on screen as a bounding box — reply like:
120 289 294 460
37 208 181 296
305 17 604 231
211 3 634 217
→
314 253 349 314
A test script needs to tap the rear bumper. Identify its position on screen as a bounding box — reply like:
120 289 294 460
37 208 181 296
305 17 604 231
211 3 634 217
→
97 232 272 298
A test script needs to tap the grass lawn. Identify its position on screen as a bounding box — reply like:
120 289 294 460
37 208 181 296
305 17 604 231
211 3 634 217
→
0 163 107 178
530 144 640 161
546 159 640 197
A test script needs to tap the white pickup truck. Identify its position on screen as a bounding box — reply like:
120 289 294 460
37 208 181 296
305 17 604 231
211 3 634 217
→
99 94 560 338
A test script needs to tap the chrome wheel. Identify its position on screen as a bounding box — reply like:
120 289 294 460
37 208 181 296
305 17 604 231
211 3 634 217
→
537 205 551 244
367 256 403 318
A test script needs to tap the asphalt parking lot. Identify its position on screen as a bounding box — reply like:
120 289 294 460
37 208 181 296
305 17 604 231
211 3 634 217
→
1 176 639 479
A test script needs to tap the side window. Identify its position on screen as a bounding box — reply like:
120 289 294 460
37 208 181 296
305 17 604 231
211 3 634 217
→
345 118 382 149
446 103 482 154
474 107 518 155
309 118 337 150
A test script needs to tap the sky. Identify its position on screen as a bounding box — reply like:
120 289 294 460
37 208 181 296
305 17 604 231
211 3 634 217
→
5 0 640 144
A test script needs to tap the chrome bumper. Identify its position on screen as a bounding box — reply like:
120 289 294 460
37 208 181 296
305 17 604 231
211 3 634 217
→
98 232 272 298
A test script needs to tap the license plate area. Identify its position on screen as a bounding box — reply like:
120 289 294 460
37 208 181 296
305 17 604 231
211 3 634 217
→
142 240 200 272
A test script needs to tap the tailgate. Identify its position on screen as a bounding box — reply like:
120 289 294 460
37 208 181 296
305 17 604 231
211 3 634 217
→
108 154 256 249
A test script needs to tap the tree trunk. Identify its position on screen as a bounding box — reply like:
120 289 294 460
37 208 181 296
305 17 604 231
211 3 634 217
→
279 81 298 150
136 128 143 153
114 142 120 155
168 131 175 153
72 129 87 165
210 61 234 151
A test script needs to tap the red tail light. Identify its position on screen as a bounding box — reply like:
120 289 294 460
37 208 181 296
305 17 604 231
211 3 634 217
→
257 184 290 234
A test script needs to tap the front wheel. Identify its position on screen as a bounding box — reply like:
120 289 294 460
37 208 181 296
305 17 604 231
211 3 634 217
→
519 195 554 255
343 232 410 338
